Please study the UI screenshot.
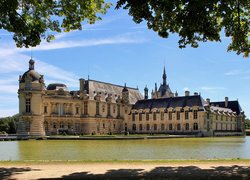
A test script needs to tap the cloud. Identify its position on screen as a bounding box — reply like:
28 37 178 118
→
225 70 250 76
183 87 189 91
200 86 226 94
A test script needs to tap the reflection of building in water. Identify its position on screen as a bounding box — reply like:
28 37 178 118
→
17 60 245 137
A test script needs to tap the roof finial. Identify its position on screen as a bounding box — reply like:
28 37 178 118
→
29 59 35 70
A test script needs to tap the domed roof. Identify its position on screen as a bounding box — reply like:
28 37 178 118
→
47 83 68 91
20 59 42 83
20 70 42 83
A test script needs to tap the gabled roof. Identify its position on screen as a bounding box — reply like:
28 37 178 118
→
132 95 205 110
210 101 242 115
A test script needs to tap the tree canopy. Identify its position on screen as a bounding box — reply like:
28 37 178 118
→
116 0 250 57
0 0 110 47
0 0 249 57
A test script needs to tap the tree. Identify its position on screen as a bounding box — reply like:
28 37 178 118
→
116 0 250 57
0 114 19 134
0 0 110 47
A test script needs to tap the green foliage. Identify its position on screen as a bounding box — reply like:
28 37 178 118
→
0 114 19 134
0 0 111 47
116 0 250 57
245 118 250 129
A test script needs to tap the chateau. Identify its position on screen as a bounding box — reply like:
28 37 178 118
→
17 60 245 137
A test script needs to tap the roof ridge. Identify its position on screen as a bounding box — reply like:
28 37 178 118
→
88 79 139 90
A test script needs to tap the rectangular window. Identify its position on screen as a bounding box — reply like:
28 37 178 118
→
153 112 157 120
44 106 47 114
117 104 120 117
84 102 88 115
161 124 165 131
132 113 136 121
76 107 79 115
146 124 150 131
169 124 172 130
193 110 198 119
113 105 116 114
168 112 172 120
139 124 143 131
139 113 142 121
107 104 111 116
185 111 189 120
58 104 64 115
26 98 31 113
96 102 99 115
132 124 136 131
177 123 181 130
146 113 149 121
186 123 189 130
154 124 157 131
216 115 218 120
193 123 198 130
177 111 180 120
207 113 210 119
221 115 223 121
161 112 164 120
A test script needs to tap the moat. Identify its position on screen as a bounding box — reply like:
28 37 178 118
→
0 136 249 161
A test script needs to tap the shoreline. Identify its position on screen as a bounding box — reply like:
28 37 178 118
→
1 159 250 179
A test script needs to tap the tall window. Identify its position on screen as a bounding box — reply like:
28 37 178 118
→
96 102 100 115
161 112 164 120
186 123 189 130
146 113 149 121
193 123 198 130
193 110 198 119
117 104 120 117
58 104 64 115
139 113 142 121
76 107 79 115
25 98 31 113
146 124 150 131
107 103 111 116
139 124 143 131
153 112 157 120
185 111 189 120
44 106 47 114
154 124 157 131
132 113 136 121
177 111 180 120
132 124 136 131
161 124 165 131
113 105 116 114
169 124 173 130
207 113 210 119
168 112 172 120
216 115 218 120
177 123 181 130
84 102 88 115
221 115 223 121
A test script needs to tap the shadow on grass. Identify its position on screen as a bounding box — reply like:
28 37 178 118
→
0 167 39 180
38 165 250 180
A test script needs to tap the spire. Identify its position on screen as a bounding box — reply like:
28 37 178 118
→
155 83 157 92
29 59 35 70
144 85 148 100
163 66 167 85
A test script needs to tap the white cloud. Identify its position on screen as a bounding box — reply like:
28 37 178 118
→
200 86 226 94
183 87 189 91
225 70 250 76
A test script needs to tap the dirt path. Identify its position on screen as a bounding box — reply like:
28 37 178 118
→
1 161 250 179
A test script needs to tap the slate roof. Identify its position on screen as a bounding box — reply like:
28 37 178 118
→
87 79 143 104
47 83 68 91
20 70 41 83
158 84 172 96
132 95 206 110
210 101 242 115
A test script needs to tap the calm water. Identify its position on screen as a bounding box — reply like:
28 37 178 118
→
0 137 249 161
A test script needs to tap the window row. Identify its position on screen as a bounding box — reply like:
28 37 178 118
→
132 123 199 131
132 110 198 121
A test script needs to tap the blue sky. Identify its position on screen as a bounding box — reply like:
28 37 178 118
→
0 3 249 118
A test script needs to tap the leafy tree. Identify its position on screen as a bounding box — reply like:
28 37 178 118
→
116 0 250 57
245 118 250 129
0 0 110 47
0 114 19 134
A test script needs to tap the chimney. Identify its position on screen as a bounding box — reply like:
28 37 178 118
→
225 97 228 107
185 91 190 96
194 92 198 96
79 78 85 91
206 98 210 104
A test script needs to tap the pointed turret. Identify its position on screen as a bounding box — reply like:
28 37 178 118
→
144 85 149 100
163 66 167 86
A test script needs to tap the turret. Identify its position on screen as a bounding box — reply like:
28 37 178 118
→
144 85 149 100
122 83 129 104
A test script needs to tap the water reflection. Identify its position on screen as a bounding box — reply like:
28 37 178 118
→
0 137 249 161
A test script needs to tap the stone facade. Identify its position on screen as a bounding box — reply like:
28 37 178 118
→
17 60 245 137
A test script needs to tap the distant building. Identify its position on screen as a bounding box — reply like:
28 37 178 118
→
17 60 245 137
